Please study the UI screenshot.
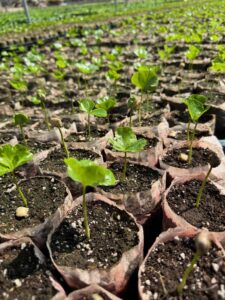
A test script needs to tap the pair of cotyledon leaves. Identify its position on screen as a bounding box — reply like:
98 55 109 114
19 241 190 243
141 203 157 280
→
183 94 209 123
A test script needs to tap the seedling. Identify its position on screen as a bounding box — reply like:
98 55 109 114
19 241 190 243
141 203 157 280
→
131 65 158 125
13 112 29 146
95 96 117 124
177 231 211 296
158 45 174 61
64 158 115 239
51 118 69 158
29 89 51 131
183 94 209 164
185 45 201 61
106 69 121 96
127 96 139 127
79 99 107 140
0 144 33 208
109 127 147 182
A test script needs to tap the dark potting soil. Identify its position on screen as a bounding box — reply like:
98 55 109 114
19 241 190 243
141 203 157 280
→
0 176 68 234
162 147 220 169
101 162 160 194
140 237 225 300
0 243 57 300
0 132 16 144
40 148 100 173
27 139 56 153
168 129 211 141
50 201 139 269
167 179 225 232
65 127 108 143
132 114 162 127
167 111 213 128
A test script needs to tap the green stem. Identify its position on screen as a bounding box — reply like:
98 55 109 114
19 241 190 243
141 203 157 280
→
121 152 127 182
88 113 91 140
188 122 197 165
41 101 50 131
82 185 90 240
12 172 28 207
138 92 143 127
19 125 27 146
70 98 75 114
187 120 191 142
177 250 201 296
58 127 69 158
129 113 132 128
195 165 212 208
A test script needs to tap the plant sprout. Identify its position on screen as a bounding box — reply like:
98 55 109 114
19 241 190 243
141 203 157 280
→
127 96 138 128
95 96 117 124
13 112 29 146
183 94 209 164
0 144 33 208
185 45 201 61
79 99 107 140
51 118 69 158
158 45 174 61
109 127 147 182
131 65 159 125
64 158 115 239
177 231 211 296
29 89 51 131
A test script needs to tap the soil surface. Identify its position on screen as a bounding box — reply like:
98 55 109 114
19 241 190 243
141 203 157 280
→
140 237 225 299
167 111 213 127
168 129 211 141
167 179 225 232
50 200 139 269
0 243 56 300
40 148 100 173
162 147 220 168
0 176 68 234
101 162 160 194
132 114 162 127
65 127 108 142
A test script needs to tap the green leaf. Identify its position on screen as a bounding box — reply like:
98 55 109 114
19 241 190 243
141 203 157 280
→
90 108 107 117
131 65 158 93
64 158 116 188
79 99 95 113
0 144 33 176
109 127 147 153
96 97 117 111
13 113 29 126
75 62 98 74
183 94 209 123
186 45 201 61
9 79 27 92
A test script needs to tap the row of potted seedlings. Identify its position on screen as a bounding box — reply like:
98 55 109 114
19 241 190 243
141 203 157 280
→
0 83 225 299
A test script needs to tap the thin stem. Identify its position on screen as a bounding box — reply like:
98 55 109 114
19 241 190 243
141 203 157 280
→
195 165 212 208
187 120 191 142
88 113 91 140
19 125 27 146
138 92 143 126
41 101 50 131
129 113 132 128
58 127 69 158
177 249 201 296
12 171 28 207
70 98 75 114
188 122 197 165
82 185 90 240
121 152 127 182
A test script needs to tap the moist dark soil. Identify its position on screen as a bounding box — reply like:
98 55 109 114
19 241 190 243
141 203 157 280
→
132 114 162 127
202 91 225 105
162 147 220 168
50 201 139 269
101 162 160 194
0 176 68 234
167 179 225 232
167 111 213 127
27 139 57 153
0 243 56 300
140 237 225 300
65 127 108 143
40 148 100 173
168 129 211 141
80 294 109 300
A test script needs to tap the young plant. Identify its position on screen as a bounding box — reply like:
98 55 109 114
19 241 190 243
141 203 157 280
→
29 89 51 131
79 99 107 140
177 231 211 296
131 65 159 125
95 96 117 124
0 144 33 208
127 96 138 128
183 94 209 164
13 112 29 146
109 127 147 182
51 118 69 158
64 158 115 239
158 44 174 61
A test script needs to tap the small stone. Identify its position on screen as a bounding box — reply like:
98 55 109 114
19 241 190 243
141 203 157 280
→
169 130 178 138
212 263 220 272
180 253 186 259
16 207 29 218
14 279 22 287
179 153 189 162
145 279 150 286
211 278 217 284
